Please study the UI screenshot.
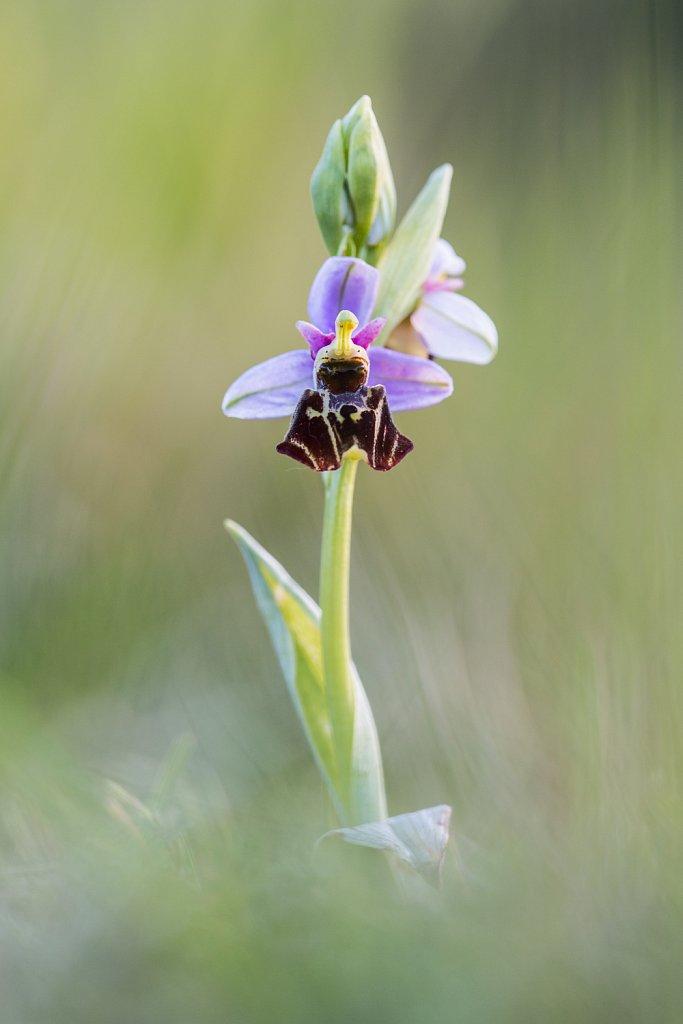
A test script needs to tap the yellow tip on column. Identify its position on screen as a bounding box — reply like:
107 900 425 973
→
334 310 359 357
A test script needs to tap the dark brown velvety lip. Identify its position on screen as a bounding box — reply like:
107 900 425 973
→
315 359 368 395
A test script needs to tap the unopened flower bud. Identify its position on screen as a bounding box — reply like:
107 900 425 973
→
311 96 396 259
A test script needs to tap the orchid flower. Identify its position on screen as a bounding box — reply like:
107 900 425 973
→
391 238 498 365
222 256 454 471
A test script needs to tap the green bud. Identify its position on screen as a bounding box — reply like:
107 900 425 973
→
311 96 396 258
310 118 347 256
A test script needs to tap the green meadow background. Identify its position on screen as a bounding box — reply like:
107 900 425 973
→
1 1 681 1020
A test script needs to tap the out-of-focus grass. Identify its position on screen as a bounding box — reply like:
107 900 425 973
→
1 0 682 1020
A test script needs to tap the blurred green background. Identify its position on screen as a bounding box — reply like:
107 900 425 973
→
1 0 681 1020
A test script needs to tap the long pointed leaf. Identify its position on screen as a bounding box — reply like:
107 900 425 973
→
225 520 386 825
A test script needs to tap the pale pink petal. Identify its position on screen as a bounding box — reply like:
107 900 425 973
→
308 257 380 333
427 238 466 283
411 290 498 364
368 347 454 411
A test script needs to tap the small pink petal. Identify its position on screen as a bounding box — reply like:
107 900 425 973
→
295 320 334 357
351 317 386 350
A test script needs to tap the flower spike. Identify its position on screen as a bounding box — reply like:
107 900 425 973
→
222 97 502 888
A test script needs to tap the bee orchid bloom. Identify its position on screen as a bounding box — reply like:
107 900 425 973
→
222 256 454 471
396 239 499 365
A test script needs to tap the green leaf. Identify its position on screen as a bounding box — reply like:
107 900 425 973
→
373 164 453 341
225 520 386 825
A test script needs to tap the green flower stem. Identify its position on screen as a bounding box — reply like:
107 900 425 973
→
319 457 360 817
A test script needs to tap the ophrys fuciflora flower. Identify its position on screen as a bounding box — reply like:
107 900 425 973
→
222 255 454 470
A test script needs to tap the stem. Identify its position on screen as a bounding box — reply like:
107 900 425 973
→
319 458 359 812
